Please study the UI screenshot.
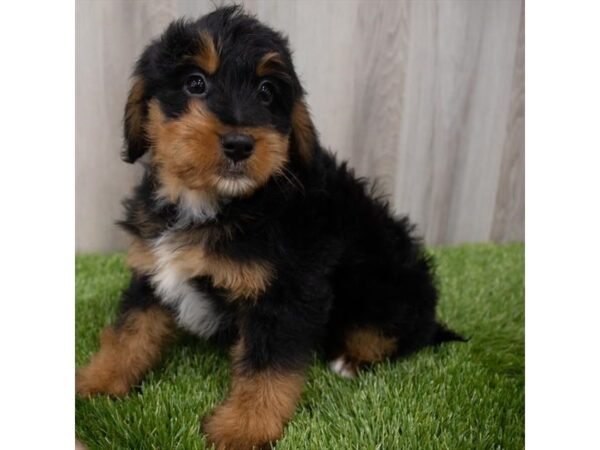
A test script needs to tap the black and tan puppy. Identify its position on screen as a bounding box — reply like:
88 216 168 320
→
76 6 463 449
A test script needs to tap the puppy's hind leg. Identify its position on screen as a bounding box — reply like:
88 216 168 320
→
328 327 398 378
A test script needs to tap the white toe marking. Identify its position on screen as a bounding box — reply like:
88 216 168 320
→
331 358 344 373
328 356 355 378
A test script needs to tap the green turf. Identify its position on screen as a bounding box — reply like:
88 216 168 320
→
76 243 524 450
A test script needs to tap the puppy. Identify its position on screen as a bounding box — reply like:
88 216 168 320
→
76 6 463 449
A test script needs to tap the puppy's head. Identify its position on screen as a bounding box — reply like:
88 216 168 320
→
123 6 316 200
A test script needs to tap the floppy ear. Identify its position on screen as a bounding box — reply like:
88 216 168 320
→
122 76 149 163
290 99 317 164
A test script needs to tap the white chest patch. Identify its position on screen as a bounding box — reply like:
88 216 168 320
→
155 187 220 228
175 188 219 226
150 237 222 338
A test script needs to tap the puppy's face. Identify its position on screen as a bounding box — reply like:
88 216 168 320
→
124 8 315 199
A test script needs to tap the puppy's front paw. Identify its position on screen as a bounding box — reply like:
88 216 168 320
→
202 402 283 450
76 364 130 398
76 328 131 398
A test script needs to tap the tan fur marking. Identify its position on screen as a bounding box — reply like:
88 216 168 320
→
146 100 289 200
246 127 289 191
291 100 315 163
209 257 274 300
127 237 274 300
203 341 304 449
257 52 290 80
147 99 223 193
124 76 146 145
127 238 157 274
156 169 187 204
76 307 175 397
345 328 398 363
171 246 274 300
194 31 220 74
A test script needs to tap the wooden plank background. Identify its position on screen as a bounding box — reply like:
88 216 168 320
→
76 0 524 252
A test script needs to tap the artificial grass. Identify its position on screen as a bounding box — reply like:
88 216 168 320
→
76 243 524 450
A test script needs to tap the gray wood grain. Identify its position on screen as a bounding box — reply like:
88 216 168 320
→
491 1 524 243
76 0 524 252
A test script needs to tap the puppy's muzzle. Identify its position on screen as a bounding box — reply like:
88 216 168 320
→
221 132 255 162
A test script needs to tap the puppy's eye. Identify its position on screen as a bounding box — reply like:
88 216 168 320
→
258 81 274 105
184 74 207 96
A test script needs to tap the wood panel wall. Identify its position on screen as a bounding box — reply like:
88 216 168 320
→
76 0 524 252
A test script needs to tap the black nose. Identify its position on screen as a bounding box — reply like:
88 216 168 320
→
221 133 255 162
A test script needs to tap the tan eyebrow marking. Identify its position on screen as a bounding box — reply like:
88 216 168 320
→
257 52 291 80
193 31 220 74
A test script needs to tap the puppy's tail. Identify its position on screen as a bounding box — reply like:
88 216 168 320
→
431 322 467 346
